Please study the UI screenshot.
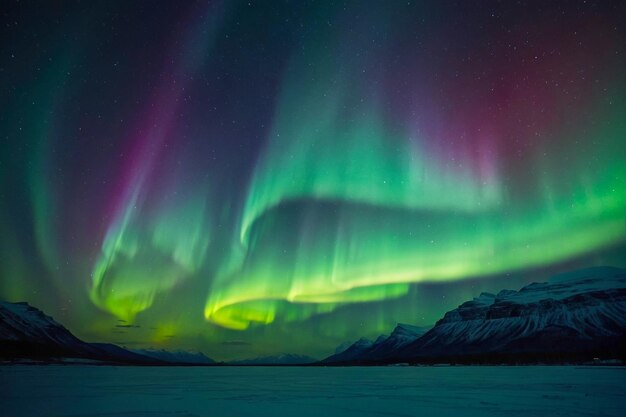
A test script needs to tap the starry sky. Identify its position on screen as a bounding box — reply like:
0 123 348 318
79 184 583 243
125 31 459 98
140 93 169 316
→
1 0 625 361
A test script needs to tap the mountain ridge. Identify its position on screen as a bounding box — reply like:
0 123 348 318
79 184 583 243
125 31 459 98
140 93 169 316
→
3 266 625 365
0 300 214 365
228 353 317 365
324 266 626 365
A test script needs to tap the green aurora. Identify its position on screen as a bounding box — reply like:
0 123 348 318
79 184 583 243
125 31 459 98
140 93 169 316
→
1 1 625 360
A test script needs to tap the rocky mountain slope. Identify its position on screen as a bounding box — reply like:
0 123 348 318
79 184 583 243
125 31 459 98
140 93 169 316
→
0 301 100 359
323 324 430 363
0 300 213 364
325 266 626 364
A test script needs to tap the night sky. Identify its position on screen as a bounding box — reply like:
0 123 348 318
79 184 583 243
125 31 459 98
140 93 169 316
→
1 0 625 360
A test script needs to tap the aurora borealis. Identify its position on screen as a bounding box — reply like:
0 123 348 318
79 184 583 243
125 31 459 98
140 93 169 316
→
1 1 625 360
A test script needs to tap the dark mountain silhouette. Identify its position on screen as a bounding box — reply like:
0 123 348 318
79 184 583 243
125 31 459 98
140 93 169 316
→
0 301 214 365
324 267 626 365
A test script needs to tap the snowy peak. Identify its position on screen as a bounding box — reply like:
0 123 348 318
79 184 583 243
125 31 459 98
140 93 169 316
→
437 292 496 324
322 266 626 364
496 267 626 305
437 267 626 326
322 338 376 363
323 325 431 363
390 323 428 339
0 300 213 365
400 267 626 361
0 300 156 362
0 301 87 351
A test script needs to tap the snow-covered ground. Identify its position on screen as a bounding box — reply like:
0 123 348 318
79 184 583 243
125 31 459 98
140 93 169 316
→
1 365 625 416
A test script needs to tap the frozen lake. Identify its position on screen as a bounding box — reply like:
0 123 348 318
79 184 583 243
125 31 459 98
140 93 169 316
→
1 365 625 416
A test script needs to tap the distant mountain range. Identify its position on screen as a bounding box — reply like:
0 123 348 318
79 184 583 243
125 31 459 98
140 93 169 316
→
3 266 625 365
131 349 215 364
0 301 214 365
323 266 626 365
228 353 317 365
324 324 431 364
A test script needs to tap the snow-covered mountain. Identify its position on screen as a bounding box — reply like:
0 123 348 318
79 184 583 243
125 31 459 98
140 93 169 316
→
132 349 215 364
0 301 97 358
0 300 212 364
323 338 377 363
229 353 317 365
364 324 431 360
323 324 430 364
399 266 626 362
323 266 626 364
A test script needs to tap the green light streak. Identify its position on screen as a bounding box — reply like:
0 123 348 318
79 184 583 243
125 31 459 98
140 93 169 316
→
240 53 502 244
205 64 626 329
90 189 210 322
